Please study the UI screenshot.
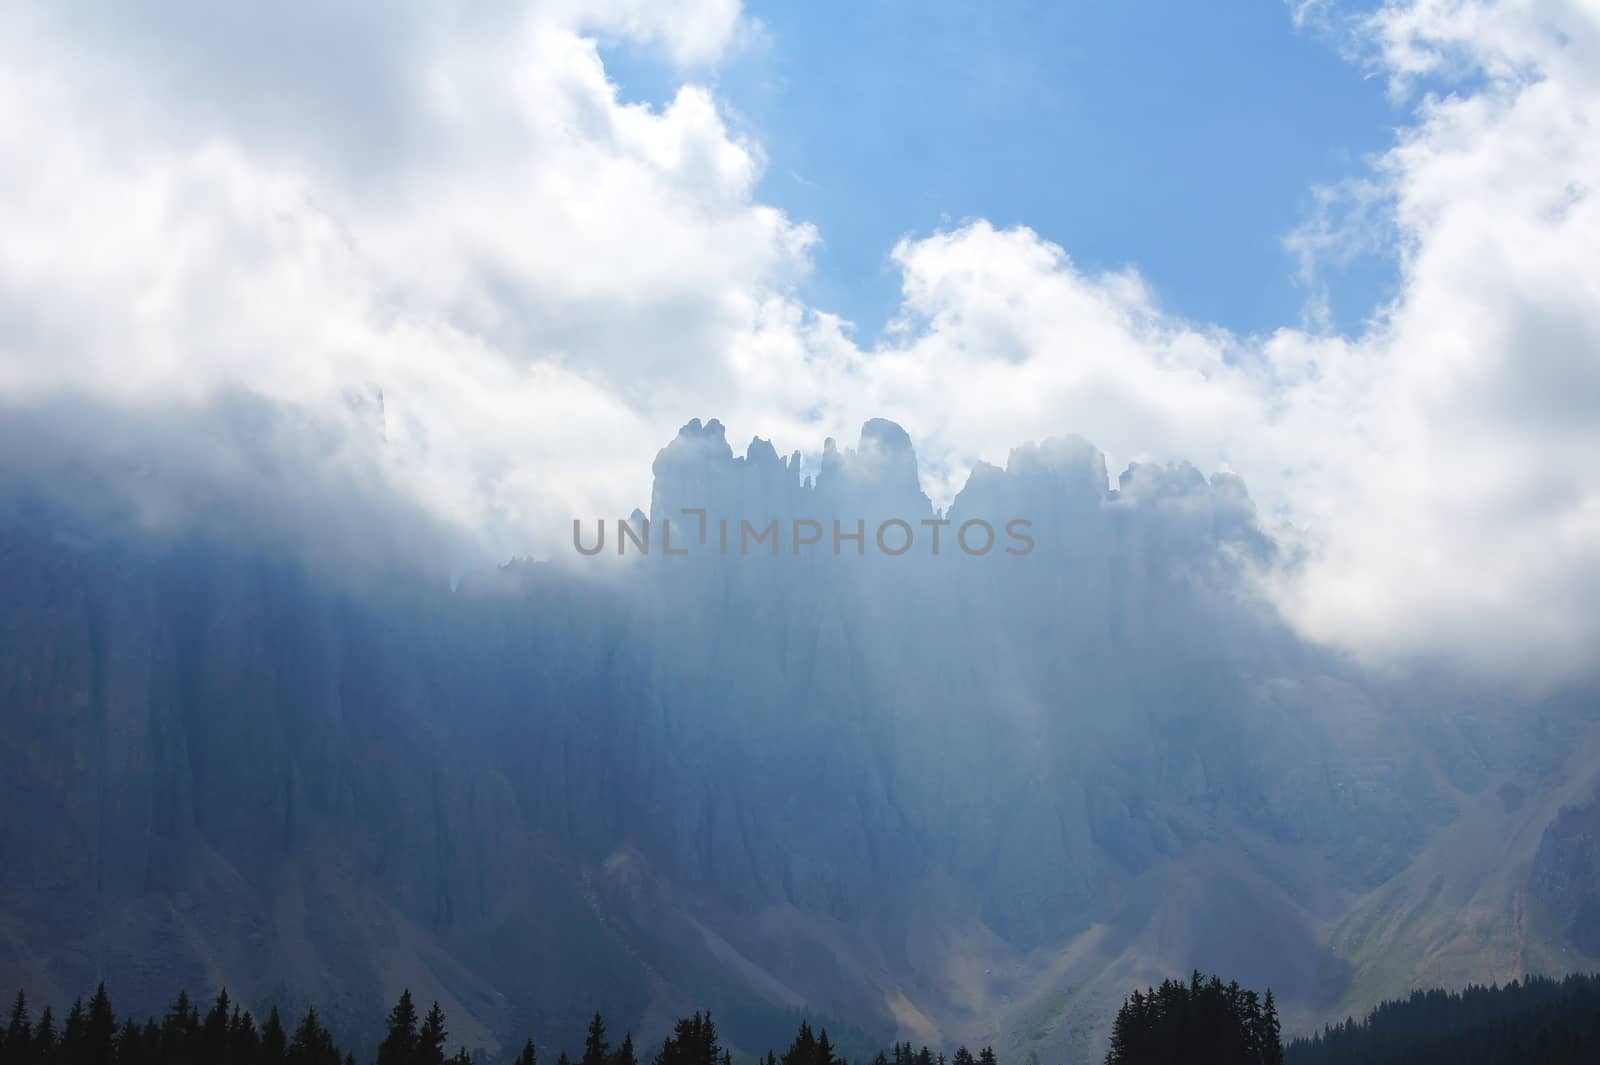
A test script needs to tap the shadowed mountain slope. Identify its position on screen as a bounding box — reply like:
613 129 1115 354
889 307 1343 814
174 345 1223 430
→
2 419 1596 1062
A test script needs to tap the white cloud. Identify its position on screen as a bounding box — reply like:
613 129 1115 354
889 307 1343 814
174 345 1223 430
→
0 0 1597 689
0 0 830 552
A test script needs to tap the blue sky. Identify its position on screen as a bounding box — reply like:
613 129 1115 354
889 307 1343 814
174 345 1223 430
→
605 0 1402 342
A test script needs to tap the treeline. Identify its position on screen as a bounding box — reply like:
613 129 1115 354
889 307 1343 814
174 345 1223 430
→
0 985 354 1065
1285 972 1600 1065
0 985 1000 1065
1104 971 1283 1065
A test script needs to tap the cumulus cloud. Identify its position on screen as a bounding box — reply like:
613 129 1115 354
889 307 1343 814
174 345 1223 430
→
0 0 1597 689
0 0 830 553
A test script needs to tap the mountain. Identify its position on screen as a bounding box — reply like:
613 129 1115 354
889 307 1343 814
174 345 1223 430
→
2 419 1597 1064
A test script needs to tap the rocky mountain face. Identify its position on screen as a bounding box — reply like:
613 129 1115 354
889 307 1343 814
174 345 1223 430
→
1 419 1597 1063
1533 788 1600 957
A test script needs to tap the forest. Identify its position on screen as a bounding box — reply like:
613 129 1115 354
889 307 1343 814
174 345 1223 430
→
4 971 1597 1065
1283 972 1600 1065
0 984 990 1065
1103 972 1282 1065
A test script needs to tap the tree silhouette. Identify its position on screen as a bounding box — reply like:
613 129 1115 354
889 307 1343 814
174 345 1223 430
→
376 991 419 1065
416 1001 449 1065
581 1012 610 1065
285 1006 343 1065
5 991 31 1063
612 1031 638 1065
84 983 117 1065
261 1006 288 1065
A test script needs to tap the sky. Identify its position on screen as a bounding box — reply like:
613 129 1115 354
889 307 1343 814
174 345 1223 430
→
604 0 1401 339
1 0 1598 691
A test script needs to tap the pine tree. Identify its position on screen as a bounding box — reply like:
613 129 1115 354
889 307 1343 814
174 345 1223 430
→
34 1005 58 1060
780 1020 817 1065
262 1006 289 1065
977 1047 996 1065
815 1029 834 1065
653 1012 720 1065
376 990 420 1065
60 996 86 1063
1260 989 1284 1065
117 1016 147 1065
201 988 232 1064
612 1032 637 1065
5 991 31 1062
83 982 117 1065
231 1007 262 1063
416 1001 449 1065
952 1048 975 1065
142 1019 163 1065
1106 996 1133 1065
582 1012 610 1065
287 1007 342 1065
448 1050 473 1065
164 989 199 1065
514 1038 539 1065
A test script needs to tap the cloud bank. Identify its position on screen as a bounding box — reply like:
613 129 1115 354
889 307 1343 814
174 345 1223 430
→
0 0 1597 689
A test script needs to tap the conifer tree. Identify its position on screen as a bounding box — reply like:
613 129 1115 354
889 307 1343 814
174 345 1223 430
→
142 1018 163 1064
164 990 198 1065
117 1016 147 1065
1105 997 1132 1065
780 1020 816 1065
653 1012 720 1065
5 991 31 1062
60 996 86 1062
815 1029 834 1065
612 1031 637 1065
232 1007 262 1063
416 1001 449 1065
84 982 117 1065
1260 990 1283 1065
513 1038 538 1065
977 1047 996 1065
287 1007 342 1065
582 1012 610 1065
200 988 232 1064
34 1005 57 1060
261 1006 289 1065
951 1048 975 1065
376 990 420 1065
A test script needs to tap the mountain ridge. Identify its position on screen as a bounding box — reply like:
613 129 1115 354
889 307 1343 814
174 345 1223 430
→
2 419 1596 1063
